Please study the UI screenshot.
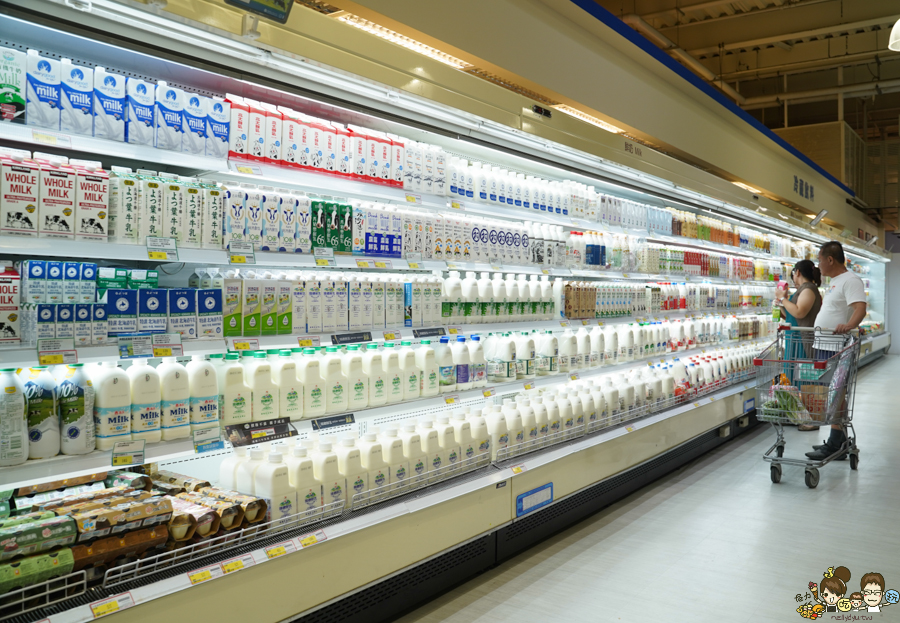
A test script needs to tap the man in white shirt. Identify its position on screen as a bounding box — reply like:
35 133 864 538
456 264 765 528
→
806 241 867 461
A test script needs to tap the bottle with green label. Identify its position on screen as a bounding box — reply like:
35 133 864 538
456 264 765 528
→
19 367 59 460
56 363 95 456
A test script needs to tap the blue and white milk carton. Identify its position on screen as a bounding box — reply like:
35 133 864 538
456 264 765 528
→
182 94 207 155
93 67 125 141
125 77 155 145
197 288 223 338
155 81 184 151
25 50 60 130
137 288 168 333
206 97 230 159
59 59 93 134
105 288 138 335
167 288 197 339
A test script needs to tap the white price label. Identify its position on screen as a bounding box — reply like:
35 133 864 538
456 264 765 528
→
111 440 145 467
229 241 256 264
298 529 327 548
146 236 178 261
36 338 77 365
90 593 134 618
230 338 260 351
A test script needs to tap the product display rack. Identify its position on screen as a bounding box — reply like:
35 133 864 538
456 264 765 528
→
0 4 891 623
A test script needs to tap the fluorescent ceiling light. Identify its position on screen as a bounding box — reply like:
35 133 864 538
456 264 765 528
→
732 181 761 194
553 105 624 134
891 19 900 51
337 15 473 70
809 209 828 227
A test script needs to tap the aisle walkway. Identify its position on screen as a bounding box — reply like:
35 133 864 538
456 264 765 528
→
396 355 900 623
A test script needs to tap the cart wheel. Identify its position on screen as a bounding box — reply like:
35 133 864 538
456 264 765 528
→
805 468 819 489
850 453 859 470
770 464 782 483
776 445 784 458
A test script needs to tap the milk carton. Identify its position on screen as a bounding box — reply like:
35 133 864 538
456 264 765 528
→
182 178 202 248
137 288 167 333
245 99 266 162
79 263 96 303
351 202 366 255
290 277 306 334
162 177 185 243
311 200 327 250
0 150 39 237
348 126 368 179
295 194 312 254
108 168 139 244
279 107 302 167
45 261 63 304
222 271 242 337
260 187 281 252
62 262 81 304
182 94 207 155
74 303 92 347
155 81 184 151
55 304 73 339
277 278 292 335
0 48 25 123
125 77 154 145
334 277 349 332
201 182 224 249
138 173 164 243
38 158 76 239
91 303 107 345
260 277 277 336
25 51 60 130
37 304 55 340
225 94 249 160
277 190 296 253
205 97 229 158
93 67 125 141
0 266 20 345
260 103 282 164
305 277 322 333
326 202 341 251
387 135 404 187
339 203 353 254
334 124 352 176
168 288 197 339
197 288 223 338
73 162 109 241
308 118 329 170
59 59 93 135
244 185 264 250
321 276 336 334
224 184 247 249
242 272 262 336
21 260 45 304
106 288 138 335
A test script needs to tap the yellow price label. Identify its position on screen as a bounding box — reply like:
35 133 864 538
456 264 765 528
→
374 261 387 269
222 559 244 574
32 131 60 146
482 388 494 398
444 396 456 405
236 166 255 174
189 569 213 585
408 262 420 269
251 431 270 439
569 374 579 381
112 455 135 466
406 195 417 203
299 534 319 547
559 321 569 327
148 251 169 260
626 426 635 433
315 258 330 267
230 255 247 264
511 465 526 474
152 347 172 357
597 321 604 326
298 339 314 347
693 402 701 408
541 269 550 275
709 396 716 402
450 201 462 209
622 273 630 278
38 354 64 365
356 260 370 268
524 382 534 390
448 328 458 335
91 601 120 618
581 320 589 326
233 342 251 350
384 333 396 340
266 546 287 559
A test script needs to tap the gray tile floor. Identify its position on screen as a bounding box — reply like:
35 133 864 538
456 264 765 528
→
396 355 900 623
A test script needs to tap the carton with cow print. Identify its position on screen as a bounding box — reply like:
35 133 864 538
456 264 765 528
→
0 147 39 237
0 263 20 345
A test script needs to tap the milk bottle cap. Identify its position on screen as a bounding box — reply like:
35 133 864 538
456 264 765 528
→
419 419 434 428
402 423 416 432
291 348 303 353
234 446 248 457
533 396 543 404
401 340 412 346
303 348 317 354
456 336 466 343
471 408 483 417
341 436 356 447
291 446 307 457
384 342 395 348
366 344 378 350
268 452 283 464
326 346 338 353
226 353 240 360
250 448 265 460
319 442 332 452
363 432 377 442
383 428 398 437
451 412 466 421
437 415 450 424
279 349 292 356
267 349 280 355
191 355 206 362
471 335 481 341
439 337 449 344
210 353 225 360
103 361 117 368
163 357 178 364
521 399 531 407
421 339 431 345
132 358 149 366
503 399 513 406
348 344 360 351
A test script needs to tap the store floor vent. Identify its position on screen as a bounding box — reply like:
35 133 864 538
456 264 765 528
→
295 534 495 623
497 427 726 560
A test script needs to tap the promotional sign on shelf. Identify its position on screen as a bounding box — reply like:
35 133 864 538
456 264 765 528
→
36 338 77 365
331 332 373 345
413 328 446 338
116 333 183 359
224 418 298 447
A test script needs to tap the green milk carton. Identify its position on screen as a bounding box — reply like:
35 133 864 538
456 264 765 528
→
339 202 353 254
326 202 341 251
311 200 327 250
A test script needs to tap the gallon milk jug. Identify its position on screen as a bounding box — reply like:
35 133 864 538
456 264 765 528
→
467 336 487 388
416 419 446 483
157 357 191 440
91 361 132 450
536 330 559 376
236 447 266 494
451 411 475 465
589 327 604 368
218 446 248 491
361 344 387 406
434 337 456 393
575 328 591 370
434 415 461 473
415 340 439 397
514 332 536 380
0 368 28 466
483 407 509 460
502 399 525 448
531 396 549 444
19 367 59 460
297 348 326 417
185 355 220 432
382 343 404 404
558 329 577 373
343 345 369 411
126 358 162 443
218 353 252 426
57 363 95 455
286 446 323 511
271 350 302 421
334 437 367 507
544 394 561 438
398 423 428 487
398 341 421 400
488 333 516 384
358 432 390 503
468 409 491 460
451 337 472 390
556 392 575 438
246 352 278 421
313 441 347 508
254 452 298 526
518 398 537 447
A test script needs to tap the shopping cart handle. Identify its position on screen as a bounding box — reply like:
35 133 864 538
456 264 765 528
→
814 361 827 369
753 358 762 366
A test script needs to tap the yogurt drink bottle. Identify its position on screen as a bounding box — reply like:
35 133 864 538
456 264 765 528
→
361 343 387 406
236 448 266 494
296 348 326 417
312 441 347 509
398 423 428 487
398 341 421 400
286 446 323 512
343 344 369 411
271 350 302 421
379 428 409 494
218 353 252 426
334 437 368 507
416 419 446 483
218 446 248 490
357 432 390 503
415 340 439 397
434 415 461 474
246 352 279 420
126 358 162 443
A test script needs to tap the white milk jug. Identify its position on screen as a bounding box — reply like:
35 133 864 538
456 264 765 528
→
185 355 220 432
0 368 28 466
126 358 162 443
157 357 192 440
271 350 302 421
19 367 59 460
57 363 95 455
91 361 132 450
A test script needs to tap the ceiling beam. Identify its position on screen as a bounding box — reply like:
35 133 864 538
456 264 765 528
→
688 14 900 57
718 50 900 80
649 0 833 30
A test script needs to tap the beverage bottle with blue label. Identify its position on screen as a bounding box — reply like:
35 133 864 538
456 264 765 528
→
157 357 191 440
186 355 220 432
91 361 132 451
125 358 162 443
434 337 456 394
57 363 95 455
451 337 472 390
19 366 59 460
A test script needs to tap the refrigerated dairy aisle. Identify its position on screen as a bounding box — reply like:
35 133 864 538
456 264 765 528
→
395 356 900 623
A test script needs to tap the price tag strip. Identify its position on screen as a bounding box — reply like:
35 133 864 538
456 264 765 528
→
373 260 392 269
111 440 145 467
230 337 260 351
32 129 73 148
298 530 327 548
355 259 374 268
89 592 135 618
225 418 298 446
482 387 495 398
187 564 223 585
510 464 527 475
383 331 400 341
193 427 224 454
297 335 322 348
266 540 297 559
406 193 422 204
151 333 184 357
447 326 462 335
36 338 77 365
444 394 459 405
314 247 335 267
229 241 256 265
406 252 422 269
146 236 179 262
221 553 256 575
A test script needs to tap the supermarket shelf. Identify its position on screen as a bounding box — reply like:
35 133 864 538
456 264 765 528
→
0 236 228 264
645 233 794 264
0 339 228 369
0 122 227 173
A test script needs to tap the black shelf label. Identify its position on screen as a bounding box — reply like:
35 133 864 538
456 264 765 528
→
331 331 373 345
413 327 447 338
311 414 356 431
224 418 298 447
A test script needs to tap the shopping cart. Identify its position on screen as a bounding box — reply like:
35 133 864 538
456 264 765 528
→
753 327 861 488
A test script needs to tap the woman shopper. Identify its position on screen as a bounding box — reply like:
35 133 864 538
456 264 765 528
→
774 259 823 431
